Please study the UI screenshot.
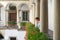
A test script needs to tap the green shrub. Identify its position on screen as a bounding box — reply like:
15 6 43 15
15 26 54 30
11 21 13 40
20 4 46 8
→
8 21 16 25
20 22 27 27
26 22 49 40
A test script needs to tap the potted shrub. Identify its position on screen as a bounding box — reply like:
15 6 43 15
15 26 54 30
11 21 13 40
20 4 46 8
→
20 22 27 30
8 21 16 27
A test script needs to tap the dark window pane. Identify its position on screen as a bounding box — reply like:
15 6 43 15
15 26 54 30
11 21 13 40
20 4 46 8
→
22 11 25 21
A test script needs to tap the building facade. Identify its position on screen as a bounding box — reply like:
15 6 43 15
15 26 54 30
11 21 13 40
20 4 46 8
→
0 0 59 40
0 0 40 40
0 0 40 28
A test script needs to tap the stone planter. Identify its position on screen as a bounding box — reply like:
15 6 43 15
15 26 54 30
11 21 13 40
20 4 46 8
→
8 24 15 27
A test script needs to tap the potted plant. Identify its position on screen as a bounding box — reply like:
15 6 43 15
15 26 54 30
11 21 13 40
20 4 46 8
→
20 22 27 30
8 21 16 27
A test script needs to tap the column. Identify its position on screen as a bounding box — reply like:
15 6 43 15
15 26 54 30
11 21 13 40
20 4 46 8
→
17 7 20 29
32 0 36 24
35 0 40 27
40 0 48 34
53 0 60 40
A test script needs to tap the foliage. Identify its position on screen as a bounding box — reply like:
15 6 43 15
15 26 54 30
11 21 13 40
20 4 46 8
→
8 21 16 25
26 22 50 40
20 22 27 27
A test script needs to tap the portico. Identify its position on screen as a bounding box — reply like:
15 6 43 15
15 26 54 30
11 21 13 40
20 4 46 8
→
40 0 60 40
0 0 60 40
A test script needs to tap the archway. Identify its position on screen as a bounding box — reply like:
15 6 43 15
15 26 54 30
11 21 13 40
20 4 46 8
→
6 3 17 23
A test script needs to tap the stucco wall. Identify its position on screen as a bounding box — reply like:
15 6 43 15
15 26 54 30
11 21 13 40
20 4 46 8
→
4 29 26 40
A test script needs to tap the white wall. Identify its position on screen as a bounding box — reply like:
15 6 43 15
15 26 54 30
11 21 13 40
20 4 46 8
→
48 0 54 31
4 29 26 40
0 1 34 26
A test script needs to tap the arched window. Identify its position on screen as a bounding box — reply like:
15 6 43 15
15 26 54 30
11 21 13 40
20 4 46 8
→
0 7 1 21
22 11 29 21
0 3 3 21
6 3 17 22
6 3 16 11
20 4 29 21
